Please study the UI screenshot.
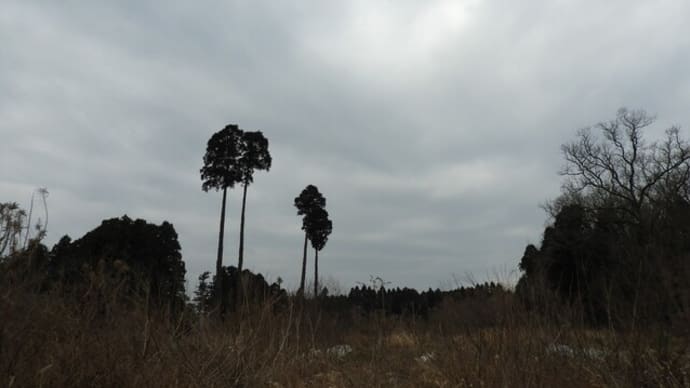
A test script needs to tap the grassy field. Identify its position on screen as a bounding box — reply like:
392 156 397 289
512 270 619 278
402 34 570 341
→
2 283 688 388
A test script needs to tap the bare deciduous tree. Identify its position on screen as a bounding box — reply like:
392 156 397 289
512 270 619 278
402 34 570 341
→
0 202 26 258
560 108 690 224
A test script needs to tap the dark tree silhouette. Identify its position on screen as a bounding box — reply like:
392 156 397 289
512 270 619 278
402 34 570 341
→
193 267 287 314
559 108 690 225
201 125 243 309
517 109 690 327
294 185 325 296
235 130 272 273
46 216 187 310
306 206 332 298
201 124 271 311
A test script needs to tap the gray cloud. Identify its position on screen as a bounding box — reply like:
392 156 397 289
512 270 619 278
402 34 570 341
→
2 0 690 291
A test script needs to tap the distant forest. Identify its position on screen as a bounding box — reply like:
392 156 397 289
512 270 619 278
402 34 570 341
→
2 108 689 329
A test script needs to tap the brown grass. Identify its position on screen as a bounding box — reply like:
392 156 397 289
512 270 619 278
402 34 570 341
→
1 283 688 388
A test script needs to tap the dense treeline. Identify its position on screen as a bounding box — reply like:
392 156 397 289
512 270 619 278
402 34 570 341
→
2 109 688 331
327 281 507 318
2 211 505 322
516 109 690 329
192 265 507 319
1 216 187 312
2 208 505 323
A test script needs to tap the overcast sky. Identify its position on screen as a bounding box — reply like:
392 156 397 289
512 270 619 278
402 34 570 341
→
2 1 690 292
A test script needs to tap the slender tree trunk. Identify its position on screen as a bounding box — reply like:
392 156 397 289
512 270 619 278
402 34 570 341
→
41 190 48 234
238 182 248 272
236 181 248 308
23 191 35 249
216 187 228 315
314 248 319 299
299 232 308 297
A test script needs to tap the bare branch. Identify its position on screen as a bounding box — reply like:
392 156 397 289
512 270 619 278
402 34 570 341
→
558 109 690 224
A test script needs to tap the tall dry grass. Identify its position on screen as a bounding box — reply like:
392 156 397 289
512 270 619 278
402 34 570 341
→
1 279 688 387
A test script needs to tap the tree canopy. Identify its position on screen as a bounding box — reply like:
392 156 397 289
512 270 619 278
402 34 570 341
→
48 216 187 308
306 207 332 252
200 124 272 191
201 124 244 192
295 185 326 217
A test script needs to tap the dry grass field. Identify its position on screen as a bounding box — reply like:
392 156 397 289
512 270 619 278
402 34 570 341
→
2 281 688 388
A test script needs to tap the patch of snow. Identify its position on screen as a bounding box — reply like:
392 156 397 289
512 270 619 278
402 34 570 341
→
416 352 435 363
327 344 353 358
546 344 606 361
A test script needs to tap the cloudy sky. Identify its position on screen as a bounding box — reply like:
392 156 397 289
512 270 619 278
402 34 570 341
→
2 1 690 292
